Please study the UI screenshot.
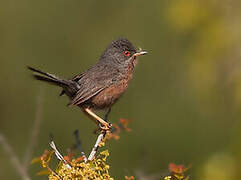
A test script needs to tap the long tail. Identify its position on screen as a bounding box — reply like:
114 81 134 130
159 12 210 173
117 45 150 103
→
27 66 79 97
27 66 70 86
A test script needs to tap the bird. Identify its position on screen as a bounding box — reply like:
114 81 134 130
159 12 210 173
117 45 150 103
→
28 38 147 130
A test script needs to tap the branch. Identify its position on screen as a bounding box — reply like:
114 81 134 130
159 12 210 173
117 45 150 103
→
23 89 44 169
0 133 31 180
88 131 106 161
49 141 71 169
74 130 87 162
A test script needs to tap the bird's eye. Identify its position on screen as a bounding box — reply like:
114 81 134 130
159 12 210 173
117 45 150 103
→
123 50 131 57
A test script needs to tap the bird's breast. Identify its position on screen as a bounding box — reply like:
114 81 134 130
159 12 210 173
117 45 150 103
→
90 71 133 109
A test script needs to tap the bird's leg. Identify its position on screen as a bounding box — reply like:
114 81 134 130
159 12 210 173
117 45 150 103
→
82 107 112 130
104 107 111 122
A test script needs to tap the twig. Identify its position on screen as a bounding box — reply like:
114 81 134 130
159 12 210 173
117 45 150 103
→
23 89 44 169
88 131 106 161
0 133 31 180
49 141 71 169
73 130 87 162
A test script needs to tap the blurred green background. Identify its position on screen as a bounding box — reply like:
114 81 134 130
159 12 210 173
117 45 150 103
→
1 0 241 179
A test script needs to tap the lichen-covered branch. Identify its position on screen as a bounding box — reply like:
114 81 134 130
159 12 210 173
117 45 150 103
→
88 131 106 161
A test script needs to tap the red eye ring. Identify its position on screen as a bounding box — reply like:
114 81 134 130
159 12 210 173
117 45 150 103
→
123 50 131 57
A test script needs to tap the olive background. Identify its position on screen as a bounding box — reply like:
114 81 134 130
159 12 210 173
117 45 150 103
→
1 0 241 179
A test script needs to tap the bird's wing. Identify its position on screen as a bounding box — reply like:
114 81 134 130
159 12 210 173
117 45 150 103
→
59 73 85 96
71 73 84 82
68 86 105 106
68 63 118 106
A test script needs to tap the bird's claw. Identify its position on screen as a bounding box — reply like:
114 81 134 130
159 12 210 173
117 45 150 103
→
99 122 112 131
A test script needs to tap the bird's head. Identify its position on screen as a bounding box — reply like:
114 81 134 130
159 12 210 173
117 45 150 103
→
99 38 147 68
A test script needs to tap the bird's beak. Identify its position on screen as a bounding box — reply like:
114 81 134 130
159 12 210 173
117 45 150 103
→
134 50 148 57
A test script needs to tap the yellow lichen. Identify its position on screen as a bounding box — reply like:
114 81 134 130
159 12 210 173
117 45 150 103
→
48 150 113 180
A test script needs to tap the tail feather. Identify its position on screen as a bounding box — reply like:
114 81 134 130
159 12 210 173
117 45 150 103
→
27 66 69 87
27 66 59 80
27 66 80 97
32 74 67 86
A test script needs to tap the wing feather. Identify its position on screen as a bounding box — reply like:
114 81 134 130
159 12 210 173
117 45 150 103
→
68 87 104 106
68 63 117 106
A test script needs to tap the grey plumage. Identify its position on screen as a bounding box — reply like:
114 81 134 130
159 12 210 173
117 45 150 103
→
28 38 146 110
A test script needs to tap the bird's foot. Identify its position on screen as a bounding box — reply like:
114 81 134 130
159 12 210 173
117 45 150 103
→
99 122 112 131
